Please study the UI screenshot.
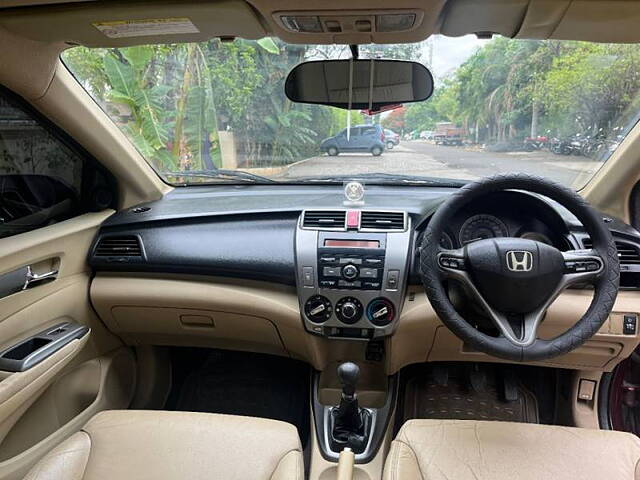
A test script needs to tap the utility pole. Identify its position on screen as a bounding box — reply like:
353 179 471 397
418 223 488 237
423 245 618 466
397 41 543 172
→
531 77 539 138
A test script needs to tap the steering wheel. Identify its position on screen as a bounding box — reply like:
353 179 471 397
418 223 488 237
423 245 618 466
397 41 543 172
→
420 174 619 362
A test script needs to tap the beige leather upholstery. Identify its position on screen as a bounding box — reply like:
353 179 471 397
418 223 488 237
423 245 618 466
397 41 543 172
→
383 419 640 480
24 410 303 480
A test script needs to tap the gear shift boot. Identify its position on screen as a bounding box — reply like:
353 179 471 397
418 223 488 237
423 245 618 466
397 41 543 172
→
329 404 372 453
329 362 373 454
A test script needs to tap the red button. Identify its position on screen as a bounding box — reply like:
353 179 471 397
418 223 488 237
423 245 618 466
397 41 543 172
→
347 210 360 228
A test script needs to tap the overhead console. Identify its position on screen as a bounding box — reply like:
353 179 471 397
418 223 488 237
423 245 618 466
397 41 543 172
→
296 209 412 340
247 0 446 44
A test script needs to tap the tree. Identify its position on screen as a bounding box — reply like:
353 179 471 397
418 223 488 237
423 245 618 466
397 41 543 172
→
64 39 324 170
402 38 640 146
382 107 406 132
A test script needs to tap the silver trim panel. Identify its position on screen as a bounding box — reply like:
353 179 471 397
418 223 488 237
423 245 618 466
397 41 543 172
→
295 212 412 339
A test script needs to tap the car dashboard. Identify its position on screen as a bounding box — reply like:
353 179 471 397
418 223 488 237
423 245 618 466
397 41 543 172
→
87 184 640 373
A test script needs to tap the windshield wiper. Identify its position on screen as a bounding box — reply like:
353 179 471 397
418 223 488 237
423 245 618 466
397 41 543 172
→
162 169 277 184
290 173 467 187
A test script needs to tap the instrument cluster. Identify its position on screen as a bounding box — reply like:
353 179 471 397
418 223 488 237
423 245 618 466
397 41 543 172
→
434 191 569 251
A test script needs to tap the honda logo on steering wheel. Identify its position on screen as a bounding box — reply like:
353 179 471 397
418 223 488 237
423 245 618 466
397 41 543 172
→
506 250 533 272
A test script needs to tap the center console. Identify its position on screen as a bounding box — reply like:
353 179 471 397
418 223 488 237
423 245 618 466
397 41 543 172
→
295 209 412 339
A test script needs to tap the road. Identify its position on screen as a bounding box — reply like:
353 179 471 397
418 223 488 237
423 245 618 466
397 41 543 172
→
278 141 604 188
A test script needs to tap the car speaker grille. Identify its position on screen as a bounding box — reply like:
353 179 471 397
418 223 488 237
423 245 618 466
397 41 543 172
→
582 238 640 264
360 211 406 231
94 236 142 257
302 210 346 229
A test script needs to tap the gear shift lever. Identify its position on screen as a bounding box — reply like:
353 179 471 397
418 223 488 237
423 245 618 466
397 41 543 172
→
338 362 360 399
331 362 370 454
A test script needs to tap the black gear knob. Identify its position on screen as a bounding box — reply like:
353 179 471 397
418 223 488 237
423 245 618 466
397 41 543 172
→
338 362 360 398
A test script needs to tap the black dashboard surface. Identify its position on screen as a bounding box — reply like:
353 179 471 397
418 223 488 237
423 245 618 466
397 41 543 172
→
91 184 640 287
102 184 454 228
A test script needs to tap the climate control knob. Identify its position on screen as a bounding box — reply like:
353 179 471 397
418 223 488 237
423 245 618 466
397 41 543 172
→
367 298 395 326
304 295 333 324
341 302 358 319
335 297 363 324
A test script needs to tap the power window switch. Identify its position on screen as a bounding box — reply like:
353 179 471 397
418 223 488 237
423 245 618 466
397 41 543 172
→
578 379 596 401
302 267 314 287
623 314 637 335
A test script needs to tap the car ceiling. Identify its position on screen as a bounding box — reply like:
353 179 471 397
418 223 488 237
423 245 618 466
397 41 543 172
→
0 0 639 48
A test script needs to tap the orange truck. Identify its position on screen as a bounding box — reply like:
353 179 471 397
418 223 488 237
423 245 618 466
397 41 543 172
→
433 122 465 146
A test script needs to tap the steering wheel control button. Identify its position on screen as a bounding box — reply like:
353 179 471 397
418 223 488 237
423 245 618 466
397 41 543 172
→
342 264 360 280
439 256 464 269
304 295 333 324
335 297 363 324
302 266 315 287
367 298 395 326
386 270 400 290
564 259 601 273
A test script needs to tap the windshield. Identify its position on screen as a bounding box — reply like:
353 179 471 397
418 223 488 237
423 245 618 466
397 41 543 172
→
63 36 640 188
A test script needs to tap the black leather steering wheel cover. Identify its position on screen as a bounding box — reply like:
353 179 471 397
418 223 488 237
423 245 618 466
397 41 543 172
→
420 173 620 362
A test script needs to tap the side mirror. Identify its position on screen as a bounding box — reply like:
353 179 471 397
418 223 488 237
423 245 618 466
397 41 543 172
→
285 59 434 112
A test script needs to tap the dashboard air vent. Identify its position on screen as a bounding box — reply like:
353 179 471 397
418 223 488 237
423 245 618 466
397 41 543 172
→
360 211 406 231
94 236 142 257
582 238 640 264
302 210 346 229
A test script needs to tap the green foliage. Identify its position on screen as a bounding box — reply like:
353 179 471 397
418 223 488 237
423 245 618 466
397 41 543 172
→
102 47 173 168
404 39 640 144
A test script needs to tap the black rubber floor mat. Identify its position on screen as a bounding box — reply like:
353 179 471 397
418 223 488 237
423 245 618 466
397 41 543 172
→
166 348 311 446
402 368 539 424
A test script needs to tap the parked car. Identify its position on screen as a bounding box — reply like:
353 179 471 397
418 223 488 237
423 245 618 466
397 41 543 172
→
320 124 385 156
384 129 400 149
419 130 434 140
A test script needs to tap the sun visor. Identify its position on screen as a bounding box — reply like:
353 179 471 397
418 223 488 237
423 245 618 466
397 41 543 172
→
515 0 571 39
0 0 266 47
439 0 640 43
547 1 640 43
439 0 529 38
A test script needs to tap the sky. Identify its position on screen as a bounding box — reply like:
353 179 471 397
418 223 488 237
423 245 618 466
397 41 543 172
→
426 34 489 81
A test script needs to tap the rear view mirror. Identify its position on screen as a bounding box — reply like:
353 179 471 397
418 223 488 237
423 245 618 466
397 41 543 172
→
285 59 434 111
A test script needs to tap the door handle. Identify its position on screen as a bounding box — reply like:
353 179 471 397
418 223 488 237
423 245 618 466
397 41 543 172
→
22 265 58 290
